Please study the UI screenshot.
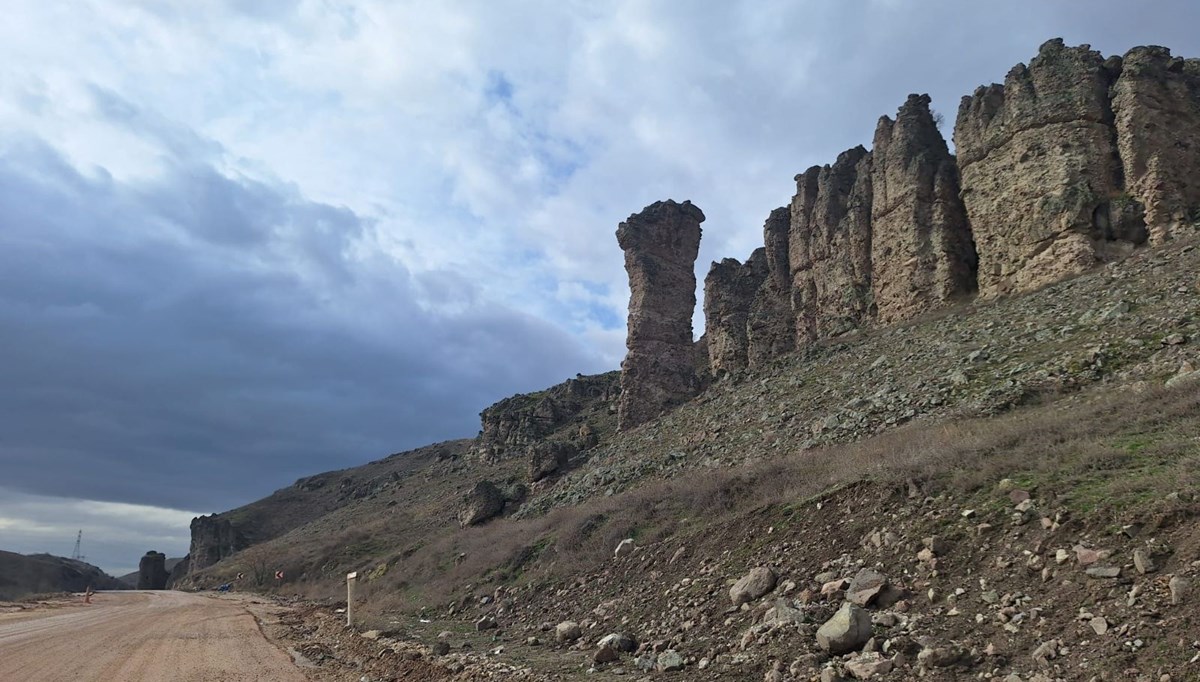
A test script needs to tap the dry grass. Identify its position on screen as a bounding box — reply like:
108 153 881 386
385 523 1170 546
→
353 382 1199 616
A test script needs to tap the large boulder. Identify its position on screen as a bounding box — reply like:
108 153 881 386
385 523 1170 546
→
458 481 505 527
615 200 704 430
730 566 778 605
816 602 873 654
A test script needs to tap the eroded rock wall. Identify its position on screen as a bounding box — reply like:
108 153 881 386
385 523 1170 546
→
872 95 976 323
703 249 768 376
747 207 796 367
955 39 1144 297
789 147 874 344
616 200 703 430
187 514 246 574
1112 46 1200 243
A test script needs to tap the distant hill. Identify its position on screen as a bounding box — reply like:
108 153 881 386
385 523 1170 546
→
0 550 128 600
117 557 184 587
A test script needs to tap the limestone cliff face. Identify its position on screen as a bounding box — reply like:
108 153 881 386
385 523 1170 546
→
789 147 874 344
1112 46 1200 244
955 39 1145 297
871 95 976 324
187 515 246 574
703 249 767 376
616 200 703 430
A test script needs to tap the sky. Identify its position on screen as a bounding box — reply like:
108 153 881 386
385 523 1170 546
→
1 1 1197 577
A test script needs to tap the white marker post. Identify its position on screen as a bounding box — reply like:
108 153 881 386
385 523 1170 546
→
346 571 358 628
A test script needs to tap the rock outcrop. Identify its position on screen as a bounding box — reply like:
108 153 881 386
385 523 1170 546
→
871 94 976 323
136 551 168 590
955 39 1145 297
528 441 577 482
187 515 247 574
616 200 704 430
1111 46 1200 244
703 250 767 377
789 147 875 344
473 372 619 462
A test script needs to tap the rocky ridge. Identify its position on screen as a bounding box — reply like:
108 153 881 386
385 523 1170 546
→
703 39 1200 378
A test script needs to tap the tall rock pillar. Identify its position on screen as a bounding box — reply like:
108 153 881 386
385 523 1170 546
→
137 551 169 590
871 94 976 324
616 200 704 431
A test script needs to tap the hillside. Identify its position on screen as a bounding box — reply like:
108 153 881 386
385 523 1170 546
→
0 551 127 600
175 38 1200 681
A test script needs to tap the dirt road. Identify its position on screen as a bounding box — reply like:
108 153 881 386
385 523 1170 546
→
0 590 309 682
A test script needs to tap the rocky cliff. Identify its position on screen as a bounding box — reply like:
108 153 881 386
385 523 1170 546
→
616 200 704 430
186 514 247 574
472 371 619 463
702 39 1200 377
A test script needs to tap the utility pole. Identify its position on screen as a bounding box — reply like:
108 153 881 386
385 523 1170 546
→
71 530 85 561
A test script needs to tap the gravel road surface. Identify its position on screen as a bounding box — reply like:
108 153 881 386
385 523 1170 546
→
0 590 308 681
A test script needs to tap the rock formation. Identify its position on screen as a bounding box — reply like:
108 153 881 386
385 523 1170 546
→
789 147 874 343
955 39 1145 297
137 551 168 590
473 372 619 462
703 249 767 376
616 200 704 430
871 94 976 323
746 207 795 366
528 441 577 482
187 515 246 574
1111 46 1200 244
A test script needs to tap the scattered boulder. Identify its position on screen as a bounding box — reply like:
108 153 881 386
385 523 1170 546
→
730 566 778 605
555 621 582 643
458 480 505 527
614 538 635 559
846 568 888 607
816 603 873 654
845 651 893 679
598 632 638 653
474 614 497 631
656 650 684 672
528 442 576 482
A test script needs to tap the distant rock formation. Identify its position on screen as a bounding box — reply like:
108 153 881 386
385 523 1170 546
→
137 551 168 590
699 39 1200 377
871 94 976 323
187 515 246 574
616 200 704 430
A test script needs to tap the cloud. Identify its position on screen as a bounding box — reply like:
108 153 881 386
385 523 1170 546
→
1 0 1199 567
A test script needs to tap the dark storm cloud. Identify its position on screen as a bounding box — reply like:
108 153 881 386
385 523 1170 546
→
0 133 601 513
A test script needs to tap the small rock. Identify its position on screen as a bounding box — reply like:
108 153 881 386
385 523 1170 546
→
360 630 381 640
1085 566 1121 579
656 650 684 672
845 651 893 679
598 632 638 653
475 615 497 631
431 641 450 656
1170 576 1189 605
918 645 964 668
1074 545 1103 566
1090 617 1109 635
594 644 620 664
1133 549 1157 575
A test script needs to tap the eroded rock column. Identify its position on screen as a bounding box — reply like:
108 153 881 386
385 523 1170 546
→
955 39 1144 298
789 147 874 344
871 94 976 324
616 200 703 430
747 207 796 366
137 551 168 590
1112 46 1200 243
703 249 767 376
